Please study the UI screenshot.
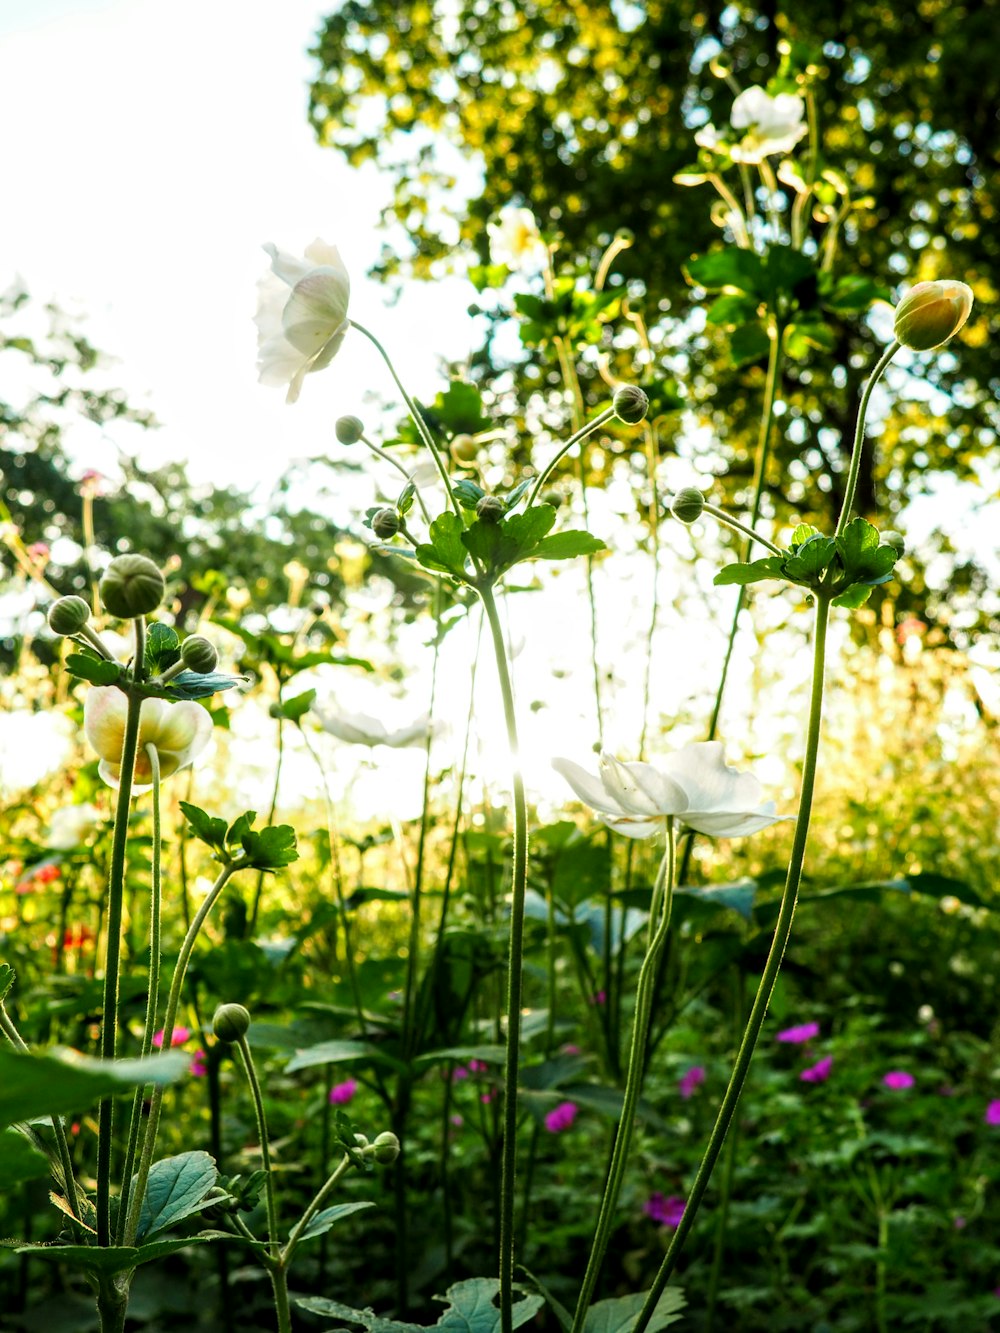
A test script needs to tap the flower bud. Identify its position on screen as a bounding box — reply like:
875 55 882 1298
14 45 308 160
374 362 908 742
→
212 1003 251 1043
670 488 706 524
99 554 165 619
180 635 218 674
336 415 365 444
893 281 974 352
882 530 905 555
372 508 401 540
47 595 91 636
451 433 478 463
613 385 649 425
475 495 505 524
370 1130 401 1165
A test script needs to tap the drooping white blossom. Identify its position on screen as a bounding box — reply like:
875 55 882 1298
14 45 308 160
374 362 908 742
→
255 239 350 404
84 688 213 794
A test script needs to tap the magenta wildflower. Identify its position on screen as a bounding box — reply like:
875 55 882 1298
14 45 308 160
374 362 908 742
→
468 1058 489 1073
679 1065 706 1099
644 1193 685 1228
153 1025 190 1049
189 1049 207 1077
329 1078 358 1105
589 990 607 1006
985 1100 1000 1126
450 1113 463 1127
883 1071 915 1090
776 1021 820 1044
480 1089 496 1104
545 1101 578 1133
954 1216 967 1230
800 1055 833 1084
561 1044 582 1056
451 1065 470 1082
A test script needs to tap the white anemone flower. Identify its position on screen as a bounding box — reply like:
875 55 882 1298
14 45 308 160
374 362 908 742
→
44 803 102 850
314 707 434 749
487 206 548 272
84 687 213 795
729 87 807 164
552 742 791 839
255 239 350 404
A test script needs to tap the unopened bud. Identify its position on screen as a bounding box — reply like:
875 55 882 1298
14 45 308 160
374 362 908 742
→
670 488 706 524
475 495 505 524
47 595 91 636
99 554 165 619
336 415 365 445
893 281 973 352
613 384 649 425
212 1003 251 1043
180 635 218 674
370 1130 401 1165
372 508 401 540
451 433 478 463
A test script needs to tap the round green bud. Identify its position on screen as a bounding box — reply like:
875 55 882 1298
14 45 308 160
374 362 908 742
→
540 490 564 509
475 495 505 524
613 385 650 425
670 488 706 524
180 635 218 674
99 554 165 619
882 530 906 555
893 280 974 352
336 415 365 445
372 508 401 540
370 1130 401 1166
212 1003 251 1043
47 595 91 636
451 433 478 463
353 1133 370 1150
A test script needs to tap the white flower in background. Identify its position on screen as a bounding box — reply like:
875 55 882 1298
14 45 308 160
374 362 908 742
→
255 239 350 405
84 687 213 794
694 124 726 152
729 87 807 163
487 206 548 271
44 803 102 850
314 707 434 749
552 742 791 839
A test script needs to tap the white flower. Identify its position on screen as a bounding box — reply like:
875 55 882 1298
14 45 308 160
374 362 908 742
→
487 206 548 271
552 742 791 839
314 707 434 749
694 124 726 152
44 803 102 850
729 87 807 164
255 239 350 404
84 687 213 795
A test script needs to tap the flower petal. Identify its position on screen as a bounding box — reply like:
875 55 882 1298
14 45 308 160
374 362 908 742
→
282 270 351 356
663 741 764 813
552 757 628 817
84 687 128 762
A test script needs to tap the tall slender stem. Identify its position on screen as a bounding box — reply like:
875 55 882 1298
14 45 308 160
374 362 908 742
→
524 407 617 510
570 830 676 1333
249 705 284 936
834 342 899 537
477 581 528 1333
632 593 831 1333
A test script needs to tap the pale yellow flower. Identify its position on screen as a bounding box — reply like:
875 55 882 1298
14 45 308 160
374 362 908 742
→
84 687 212 795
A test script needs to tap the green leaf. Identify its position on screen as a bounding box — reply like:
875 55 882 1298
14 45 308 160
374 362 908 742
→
453 479 486 509
582 1287 687 1333
784 320 836 360
823 274 891 315
0 1128 50 1185
675 879 757 921
279 689 316 723
789 524 821 548
713 557 786 587
704 294 759 328
286 1039 404 1075
179 801 228 855
530 530 606 561
144 622 180 673
461 505 557 578
0 963 14 1003
18 1233 225 1278
0 1048 189 1131
65 653 124 687
686 249 764 296
161 670 247 700
415 512 470 579
832 584 874 609
298 1200 376 1243
782 535 836 582
764 246 818 309
136 1151 219 1241
240 824 298 872
299 1278 543 1333
728 321 772 368
412 1044 506 1071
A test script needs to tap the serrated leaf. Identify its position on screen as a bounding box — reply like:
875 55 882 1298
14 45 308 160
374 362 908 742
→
582 1287 686 1333
65 653 124 686
789 524 821 548
461 505 557 578
783 535 836 581
529 530 606 561
241 824 298 872
179 802 228 854
136 1150 218 1241
298 1200 375 1243
714 557 786 587
415 511 470 579
299 1278 543 1333
686 249 764 296
145 622 180 673
0 1048 189 1131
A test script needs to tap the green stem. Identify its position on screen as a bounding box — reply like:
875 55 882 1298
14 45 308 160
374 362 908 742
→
631 593 831 1333
704 970 744 1332
524 407 616 511
282 1152 353 1271
116 744 163 1241
570 830 676 1333
350 319 460 515
249 707 284 936
360 433 432 524
123 860 240 1245
702 504 783 557
96 616 146 1247
235 1036 280 1252
478 581 528 1333
834 342 899 537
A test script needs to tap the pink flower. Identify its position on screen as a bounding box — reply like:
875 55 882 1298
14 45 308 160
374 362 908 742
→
545 1102 578 1133
189 1050 207 1077
679 1066 706 1099
800 1056 833 1083
329 1078 358 1105
153 1026 191 1049
561 1044 582 1056
644 1193 685 1228
777 1022 820 1044
450 1113 463 1127
468 1058 489 1073
451 1065 470 1082
589 990 607 1006
480 1090 495 1104
984 1100 1000 1126
883 1071 915 1091
954 1216 967 1230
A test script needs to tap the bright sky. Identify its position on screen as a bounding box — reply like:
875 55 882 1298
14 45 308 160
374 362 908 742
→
0 0 480 494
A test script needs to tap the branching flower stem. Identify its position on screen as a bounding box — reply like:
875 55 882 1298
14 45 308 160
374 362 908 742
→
524 407 618 510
